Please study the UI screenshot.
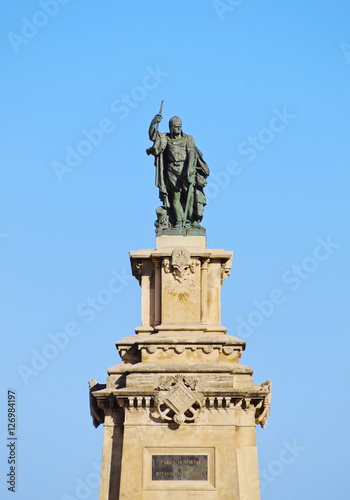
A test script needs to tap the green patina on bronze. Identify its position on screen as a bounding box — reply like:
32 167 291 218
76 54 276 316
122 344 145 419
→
147 103 210 234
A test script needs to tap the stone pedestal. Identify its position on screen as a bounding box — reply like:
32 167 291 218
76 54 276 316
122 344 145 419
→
90 235 271 499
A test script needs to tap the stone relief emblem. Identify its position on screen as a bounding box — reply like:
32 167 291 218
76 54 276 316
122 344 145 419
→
172 247 190 280
154 375 205 425
163 247 199 283
166 276 196 302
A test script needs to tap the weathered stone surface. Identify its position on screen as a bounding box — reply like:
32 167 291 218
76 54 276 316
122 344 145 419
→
90 234 271 499
156 234 206 250
130 236 233 336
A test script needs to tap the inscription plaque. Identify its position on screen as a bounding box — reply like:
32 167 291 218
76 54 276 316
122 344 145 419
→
152 455 208 481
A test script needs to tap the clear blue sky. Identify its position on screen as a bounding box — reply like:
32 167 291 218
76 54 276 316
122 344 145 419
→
1 1 349 499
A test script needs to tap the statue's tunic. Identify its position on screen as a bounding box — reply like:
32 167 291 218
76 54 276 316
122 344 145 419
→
148 131 209 211
164 134 195 191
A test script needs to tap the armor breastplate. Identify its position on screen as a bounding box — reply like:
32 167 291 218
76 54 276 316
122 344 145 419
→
165 136 187 163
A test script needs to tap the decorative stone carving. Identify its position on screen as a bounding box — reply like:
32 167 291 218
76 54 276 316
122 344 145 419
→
146 345 156 354
255 380 272 428
172 247 190 280
166 276 196 300
189 257 200 273
174 345 185 354
131 260 143 284
203 345 213 354
222 346 233 355
163 248 199 283
162 258 171 274
221 262 231 285
154 375 205 425
89 379 105 428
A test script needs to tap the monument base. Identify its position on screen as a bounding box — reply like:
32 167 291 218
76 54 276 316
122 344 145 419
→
90 236 271 499
90 329 270 499
114 409 259 499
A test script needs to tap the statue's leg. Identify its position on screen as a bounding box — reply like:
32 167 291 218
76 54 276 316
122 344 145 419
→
172 190 183 227
197 201 204 221
192 202 203 228
185 188 195 226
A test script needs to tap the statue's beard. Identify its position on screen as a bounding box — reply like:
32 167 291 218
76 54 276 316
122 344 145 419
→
170 130 182 138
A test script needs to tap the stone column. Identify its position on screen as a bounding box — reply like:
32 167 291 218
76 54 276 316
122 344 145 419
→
137 261 154 334
201 258 210 325
152 259 161 327
207 261 222 326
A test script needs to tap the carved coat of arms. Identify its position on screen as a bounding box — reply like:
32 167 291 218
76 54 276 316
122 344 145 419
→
163 247 199 283
154 375 205 424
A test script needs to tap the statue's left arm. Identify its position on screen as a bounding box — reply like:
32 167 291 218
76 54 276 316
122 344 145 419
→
186 136 196 182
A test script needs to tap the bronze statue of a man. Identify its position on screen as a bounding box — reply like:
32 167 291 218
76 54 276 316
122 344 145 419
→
147 113 209 230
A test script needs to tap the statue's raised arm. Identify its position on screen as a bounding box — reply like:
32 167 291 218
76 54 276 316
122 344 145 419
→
148 114 162 142
146 107 210 234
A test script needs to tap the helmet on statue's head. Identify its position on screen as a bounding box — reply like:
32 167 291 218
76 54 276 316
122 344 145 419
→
169 116 183 137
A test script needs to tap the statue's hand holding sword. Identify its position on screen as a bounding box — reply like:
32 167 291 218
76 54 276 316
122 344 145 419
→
147 101 164 152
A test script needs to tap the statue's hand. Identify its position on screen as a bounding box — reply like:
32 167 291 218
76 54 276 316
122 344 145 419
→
153 114 162 124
